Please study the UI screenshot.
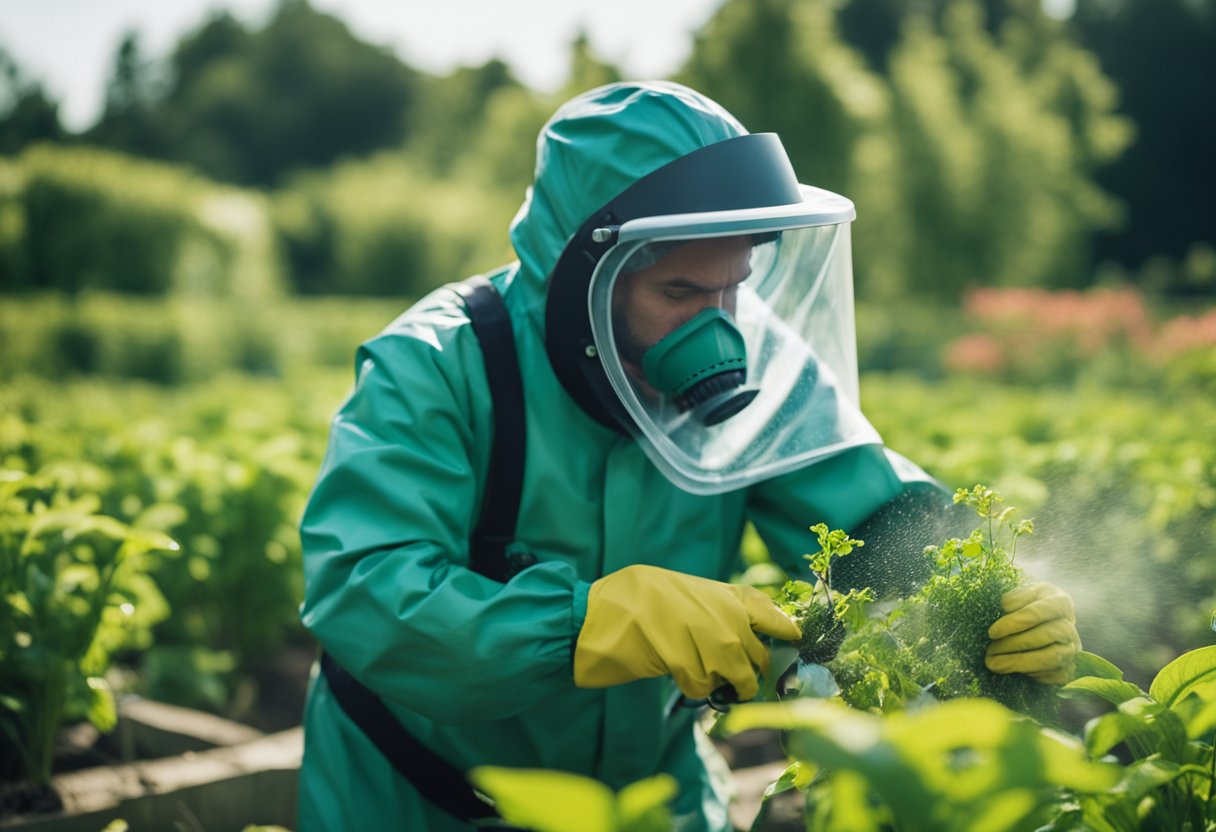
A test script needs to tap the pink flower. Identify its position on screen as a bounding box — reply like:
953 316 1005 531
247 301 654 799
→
1156 309 1216 358
944 333 1006 375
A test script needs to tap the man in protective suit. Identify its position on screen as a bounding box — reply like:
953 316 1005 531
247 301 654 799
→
297 82 1081 830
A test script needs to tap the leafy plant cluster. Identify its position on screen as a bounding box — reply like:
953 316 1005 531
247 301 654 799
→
0 146 284 298
767 486 1055 722
831 486 1055 721
466 493 1216 832
0 291 402 385
447 647 1216 832
0 470 173 790
725 646 1216 832
774 523 874 668
0 370 341 785
729 488 1215 830
863 372 1216 686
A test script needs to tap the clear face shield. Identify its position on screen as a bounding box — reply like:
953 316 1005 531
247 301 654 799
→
587 207 880 494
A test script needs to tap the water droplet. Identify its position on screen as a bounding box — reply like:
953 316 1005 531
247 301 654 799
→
1211 609 1216 632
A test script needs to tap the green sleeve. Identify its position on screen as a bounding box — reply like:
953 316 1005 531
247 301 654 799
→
746 444 964 597
299 306 585 725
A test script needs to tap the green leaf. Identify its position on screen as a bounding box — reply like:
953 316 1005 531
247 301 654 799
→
821 770 882 832
884 698 1014 755
967 789 1039 832
0 693 26 714
134 502 188 532
726 700 935 823
1074 651 1125 681
1086 696 1190 762
722 699 878 741
762 644 799 699
1171 683 1216 739
64 514 130 543
762 761 816 800
1110 757 1202 801
1035 728 1122 793
469 767 614 832
1059 676 1145 707
616 773 677 831
121 527 180 556
1084 709 1154 758
1148 645 1216 709
86 676 117 732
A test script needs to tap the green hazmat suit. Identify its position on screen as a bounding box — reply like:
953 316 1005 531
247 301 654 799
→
297 81 941 831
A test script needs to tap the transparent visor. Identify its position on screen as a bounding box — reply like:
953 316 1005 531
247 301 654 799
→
588 222 881 494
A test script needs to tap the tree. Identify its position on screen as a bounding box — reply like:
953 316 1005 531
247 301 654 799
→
87 0 418 187
1072 0 1216 272
87 32 164 156
885 2 1130 295
0 46 63 154
680 0 1130 299
678 0 906 298
561 32 622 99
407 58 524 174
679 0 887 196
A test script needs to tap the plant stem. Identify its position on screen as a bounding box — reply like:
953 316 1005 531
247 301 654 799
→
1207 729 1215 823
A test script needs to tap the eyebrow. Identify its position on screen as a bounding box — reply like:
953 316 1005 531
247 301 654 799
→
659 269 752 291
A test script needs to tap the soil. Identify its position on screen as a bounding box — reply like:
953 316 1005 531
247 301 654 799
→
0 643 315 821
240 642 316 732
0 782 62 817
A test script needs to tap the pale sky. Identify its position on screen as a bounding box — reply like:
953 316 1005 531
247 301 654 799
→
0 0 725 132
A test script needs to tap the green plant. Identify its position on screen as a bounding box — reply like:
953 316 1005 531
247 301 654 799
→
0 469 172 788
830 486 1057 721
5 145 283 298
859 369 1216 686
468 767 677 832
0 373 327 717
1051 646 1216 831
775 523 874 667
723 695 1120 832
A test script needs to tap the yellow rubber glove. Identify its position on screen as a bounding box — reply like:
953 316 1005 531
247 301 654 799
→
573 564 801 700
985 582 1081 685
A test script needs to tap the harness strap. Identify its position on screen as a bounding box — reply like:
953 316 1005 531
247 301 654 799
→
453 275 528 582
320 653 501 823
320 275 529 827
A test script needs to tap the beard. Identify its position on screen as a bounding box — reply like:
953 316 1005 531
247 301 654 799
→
612 313 653 374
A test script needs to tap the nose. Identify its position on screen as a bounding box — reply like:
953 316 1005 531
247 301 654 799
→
696 287 737 319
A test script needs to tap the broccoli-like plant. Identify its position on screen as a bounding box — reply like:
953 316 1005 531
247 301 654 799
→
775 524 874 667
832 485 1058 721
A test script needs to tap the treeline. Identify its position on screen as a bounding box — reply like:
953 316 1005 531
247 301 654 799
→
0 0 1211 301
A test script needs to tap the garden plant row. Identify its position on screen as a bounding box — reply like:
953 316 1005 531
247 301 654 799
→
2 357 1214 822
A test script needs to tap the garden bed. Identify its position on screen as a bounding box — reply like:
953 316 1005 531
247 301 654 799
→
1 698 301 832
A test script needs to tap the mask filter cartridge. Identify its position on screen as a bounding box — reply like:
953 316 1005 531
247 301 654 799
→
642 308 758 426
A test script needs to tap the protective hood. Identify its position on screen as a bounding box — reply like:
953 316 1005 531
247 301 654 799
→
510 82 744 314
511 82 880 495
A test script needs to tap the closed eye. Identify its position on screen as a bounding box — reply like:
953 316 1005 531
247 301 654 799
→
658 270 752 300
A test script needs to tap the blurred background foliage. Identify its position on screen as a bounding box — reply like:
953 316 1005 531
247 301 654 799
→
0 0 1211 302
0 0 1213 729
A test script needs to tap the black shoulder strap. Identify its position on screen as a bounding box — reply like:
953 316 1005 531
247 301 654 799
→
320 654 502 823
453 274 528 583
317 276 531 828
